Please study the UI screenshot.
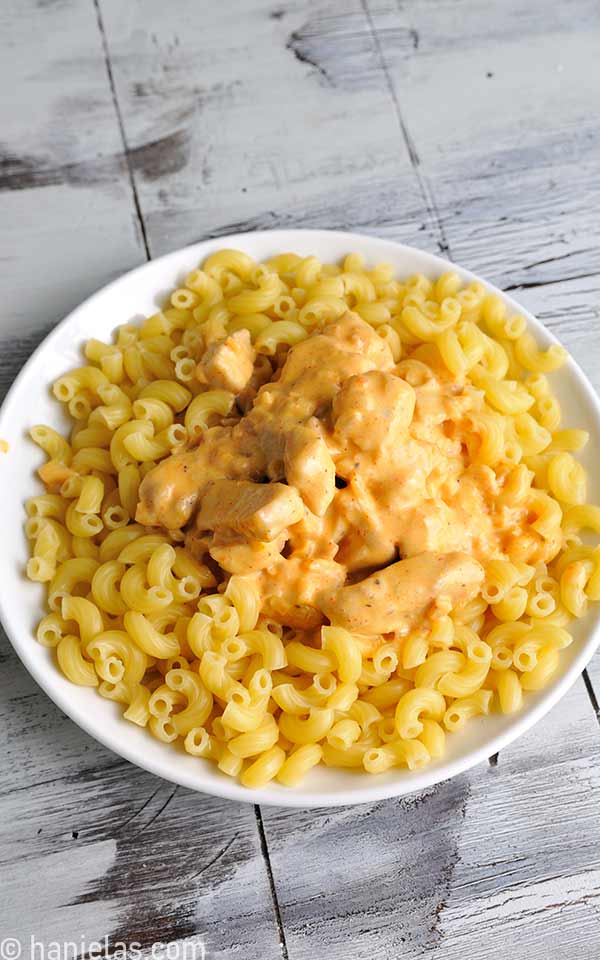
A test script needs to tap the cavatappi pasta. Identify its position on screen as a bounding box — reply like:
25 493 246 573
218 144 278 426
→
25 248 598 789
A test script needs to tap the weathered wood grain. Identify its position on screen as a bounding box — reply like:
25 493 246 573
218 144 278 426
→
96 0 600 369
0 0 146 400
363 0 600 362
95 0 437 256
365 1 600 269
262 678 600 959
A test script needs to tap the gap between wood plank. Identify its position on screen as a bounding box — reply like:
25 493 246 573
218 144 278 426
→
360 0 451 257
254 805 290 960
583 669 600 726
505 271 599 291
92 0 151 261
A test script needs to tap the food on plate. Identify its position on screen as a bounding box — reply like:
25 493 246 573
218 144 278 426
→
25 247 598 788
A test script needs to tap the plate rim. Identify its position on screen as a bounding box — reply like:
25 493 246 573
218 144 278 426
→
2 226 600 808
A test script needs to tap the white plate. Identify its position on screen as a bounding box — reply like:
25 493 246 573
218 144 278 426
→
1 229 599 808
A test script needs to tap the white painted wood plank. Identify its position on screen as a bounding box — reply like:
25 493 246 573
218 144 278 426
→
96 0 435 256
584 651 600 715
262 678 600 959
364 0 600 363
364 0 600 274
0 0 146 400
97 0 600 380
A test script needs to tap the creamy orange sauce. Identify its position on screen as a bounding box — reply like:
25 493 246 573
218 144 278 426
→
137 312 543 637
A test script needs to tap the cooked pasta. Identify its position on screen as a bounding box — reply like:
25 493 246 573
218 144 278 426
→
24 247 598 789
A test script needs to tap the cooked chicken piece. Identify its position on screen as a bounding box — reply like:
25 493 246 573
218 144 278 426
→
209 531 287 574
137 312 386 531
263 598 324 630
237 355 273 413
196 479 304 541
335 522 397 573
136 425 265 530
333 482 398 572
197 329 255 394
333 370 415 452
135 447 207 529
183 527 212 561
283 505 341 562
322 313 395 371
399 500 469 557
321 551 484 634
260 556 346 628
273 313 383 406
284 421 336 517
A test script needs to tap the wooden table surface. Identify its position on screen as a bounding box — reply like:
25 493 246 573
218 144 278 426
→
2 2 600 957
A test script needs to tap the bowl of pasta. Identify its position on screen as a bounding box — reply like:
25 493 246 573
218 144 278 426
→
1 228 600 807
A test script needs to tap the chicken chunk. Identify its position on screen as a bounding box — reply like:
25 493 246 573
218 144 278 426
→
284 421 336 517
208 531 287 574
333 370 416 452
399 500 469 557
136 447 207 529
136 312 387 531
322 313 395 371
333 482 398 572
321 551 484 634
237 355 273 413
196 479 304 541
197 329 255 394
136 425 265 529
260 556 346 628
